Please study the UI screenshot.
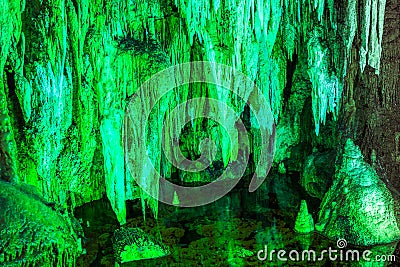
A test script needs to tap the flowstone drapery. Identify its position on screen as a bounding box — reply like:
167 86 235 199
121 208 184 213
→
0 0 388 225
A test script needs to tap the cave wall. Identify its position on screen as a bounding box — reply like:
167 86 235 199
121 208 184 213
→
0 0 393 225
341 0 400 195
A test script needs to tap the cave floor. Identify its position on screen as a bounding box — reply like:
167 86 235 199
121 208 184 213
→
75 200 398 267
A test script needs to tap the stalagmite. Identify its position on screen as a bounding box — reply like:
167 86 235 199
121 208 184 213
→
317 139 400 245
0 0 391 244
294 200 315 233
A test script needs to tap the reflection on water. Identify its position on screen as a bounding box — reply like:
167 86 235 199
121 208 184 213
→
75 189 399 267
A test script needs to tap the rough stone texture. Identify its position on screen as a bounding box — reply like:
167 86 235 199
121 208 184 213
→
317 139 400 246
0 0 344 224
0 181 82 266
112 227 169 264
300 150 336 199
341 0 400 211
337 3 400 257
0 2 399 257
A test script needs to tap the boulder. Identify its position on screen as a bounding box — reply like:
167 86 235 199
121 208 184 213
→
0 181 82 266
316 139 400 245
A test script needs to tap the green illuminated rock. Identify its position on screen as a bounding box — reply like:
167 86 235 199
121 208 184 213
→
0 0 352 224
294 200 315 233
317 139 400 245
0 2 394 259
301 151 336 199
112 227 170 264
0 181 82 266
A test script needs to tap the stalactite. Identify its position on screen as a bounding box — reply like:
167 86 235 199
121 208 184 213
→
90 25 126 223
176 0 211 46
307 26 342 135
360 0 386 74
367 0 386 74
281 16 297 60
344 0 358 63
101 0 344 219
0 0 389 231
360 0 371 73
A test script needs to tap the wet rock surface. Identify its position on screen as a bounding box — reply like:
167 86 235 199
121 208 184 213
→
0 181 81 266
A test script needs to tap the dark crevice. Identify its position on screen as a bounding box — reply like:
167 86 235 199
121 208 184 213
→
378 86 384 107
5 68 25 140
70 0 79 15
300 96 314 145
283 53 298 112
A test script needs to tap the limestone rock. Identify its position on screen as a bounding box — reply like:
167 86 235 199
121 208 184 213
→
316 139 400 245
300 150 336 199
0 181 82 266
294 200 314 233
112 227 170 264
